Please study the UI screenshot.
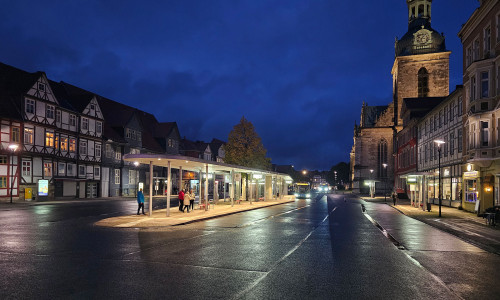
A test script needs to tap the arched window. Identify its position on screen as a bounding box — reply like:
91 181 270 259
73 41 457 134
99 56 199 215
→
418 68 429 97
418 4 424 17
378 139 388 178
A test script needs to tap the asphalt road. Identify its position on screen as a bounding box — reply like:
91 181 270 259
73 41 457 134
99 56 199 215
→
0 194 498 299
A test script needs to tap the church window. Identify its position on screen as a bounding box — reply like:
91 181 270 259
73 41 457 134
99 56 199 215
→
418 68 429 97
377 140 388 178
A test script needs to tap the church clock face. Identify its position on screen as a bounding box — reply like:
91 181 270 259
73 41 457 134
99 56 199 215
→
414 30 431 45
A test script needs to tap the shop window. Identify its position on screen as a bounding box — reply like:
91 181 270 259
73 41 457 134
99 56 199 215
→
465 179 477 202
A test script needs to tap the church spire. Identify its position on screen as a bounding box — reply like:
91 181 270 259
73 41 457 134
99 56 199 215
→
407 0 432 30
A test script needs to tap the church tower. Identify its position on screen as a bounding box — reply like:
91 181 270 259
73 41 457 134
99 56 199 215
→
392 0 450 127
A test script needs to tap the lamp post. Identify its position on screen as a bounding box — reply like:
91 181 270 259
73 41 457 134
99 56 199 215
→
382 163 388 202
434 140 445 217
8 144 19 204
370 169 374 198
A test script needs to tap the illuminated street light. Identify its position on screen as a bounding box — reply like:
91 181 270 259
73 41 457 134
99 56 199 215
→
8 144 19 204
369 169 374 198
302 170 307 175
434 139 445 217
382 163 388 202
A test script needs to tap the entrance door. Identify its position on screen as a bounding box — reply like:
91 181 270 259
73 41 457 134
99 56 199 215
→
86 183 98 198
101 167 109 197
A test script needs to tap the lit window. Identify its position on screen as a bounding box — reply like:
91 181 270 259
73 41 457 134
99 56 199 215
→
24 128 33 144
44 162 52 177
11 127 20 142
61 137 68 151
45 132 54 148
69 139 76 152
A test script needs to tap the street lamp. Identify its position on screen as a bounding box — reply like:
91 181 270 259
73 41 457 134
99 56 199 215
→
370 169 374 198
382 163 388 202
434 139 445 217
8 144 19 204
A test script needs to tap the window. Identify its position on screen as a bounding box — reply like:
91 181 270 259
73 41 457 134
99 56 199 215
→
61 137 68 151
471 76 476 101
70 115 76 127
129 170 136 185
450 132 455 156
95 144 101 157
94 167 100 177
434 115 438 132
444 106 448 124
90 104 95 110
131 130 136 140
484 26 491 57
82 118 88 130
450 102 454 121
168 138 174 147
130 148 140 155
473 39 480 61
55 135 59 150
444 136 448 157
26 99 35 114
46 105 55 119
115 148 121 160
22 161 31 177
459 96 463 115
69 139 76 152
44 162 52 177
439 110 443 128
126 128 131 139
58 163 66 176
24 128 33 144
458 129 463 153
106 144 112 158
418 68 429 97
80 141 87 155
79 165 85 176
114 169 120 184
11 127 20 142
67 164 75 176
466 46 472 66
0 156 6 164
481 71 489 98
481 121 489 147
0 177 6 188
38 83 46 91
45 132 54 148
96 121 102 134
56 110 61 123
470 123 477 149
377 140 388 178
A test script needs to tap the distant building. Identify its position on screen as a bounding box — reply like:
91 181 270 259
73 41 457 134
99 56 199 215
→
351 0 450 195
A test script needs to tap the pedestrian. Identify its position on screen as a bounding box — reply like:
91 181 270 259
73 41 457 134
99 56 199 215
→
189 189 195 211
137 188 145 215
183 191 191 213
392 191 397 206
178 189 185 211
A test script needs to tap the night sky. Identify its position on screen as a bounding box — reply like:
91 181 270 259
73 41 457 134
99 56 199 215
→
0 0 478 170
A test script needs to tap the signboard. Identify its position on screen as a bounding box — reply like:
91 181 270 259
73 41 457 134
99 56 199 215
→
464 171 479 179
38 180 49 196
475 200 480 212
234 173 241 182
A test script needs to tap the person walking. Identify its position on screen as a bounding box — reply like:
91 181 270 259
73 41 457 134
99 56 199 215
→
392 191 397 206
189 189 195 211
178 189 185 211
183 191 191 213
137 188 145 215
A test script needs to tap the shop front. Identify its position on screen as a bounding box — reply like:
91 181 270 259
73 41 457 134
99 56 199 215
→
462 168 479 213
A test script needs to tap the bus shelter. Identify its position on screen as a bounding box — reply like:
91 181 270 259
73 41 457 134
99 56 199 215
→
123 154 293 217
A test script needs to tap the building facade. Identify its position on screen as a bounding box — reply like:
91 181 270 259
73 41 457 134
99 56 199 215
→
459 0 500 212
351 0 449 195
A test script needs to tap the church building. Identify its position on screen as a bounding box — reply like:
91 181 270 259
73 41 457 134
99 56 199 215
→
350 0 450 195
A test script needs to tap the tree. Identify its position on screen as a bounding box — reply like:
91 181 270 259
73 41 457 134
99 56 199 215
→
225 117 271 170
327 162 349 189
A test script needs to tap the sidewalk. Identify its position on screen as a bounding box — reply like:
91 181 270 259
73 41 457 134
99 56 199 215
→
95 199 295 228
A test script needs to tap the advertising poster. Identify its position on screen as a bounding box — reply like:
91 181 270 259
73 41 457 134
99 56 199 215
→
38 180 49 196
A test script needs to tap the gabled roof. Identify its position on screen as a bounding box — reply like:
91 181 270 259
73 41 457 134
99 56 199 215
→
0 62 42 119
209 138 226 154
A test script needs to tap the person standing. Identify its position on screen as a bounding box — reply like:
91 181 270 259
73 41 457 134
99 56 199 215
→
183 191 191 213
178 189 185 211
392 191 397 206
137 188 145 215
189 189 195 211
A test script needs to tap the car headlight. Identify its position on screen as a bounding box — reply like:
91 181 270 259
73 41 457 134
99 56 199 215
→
294 193 299 197
306 194 311 198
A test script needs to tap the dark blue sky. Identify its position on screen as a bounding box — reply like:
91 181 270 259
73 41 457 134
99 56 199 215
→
0 0 478 170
